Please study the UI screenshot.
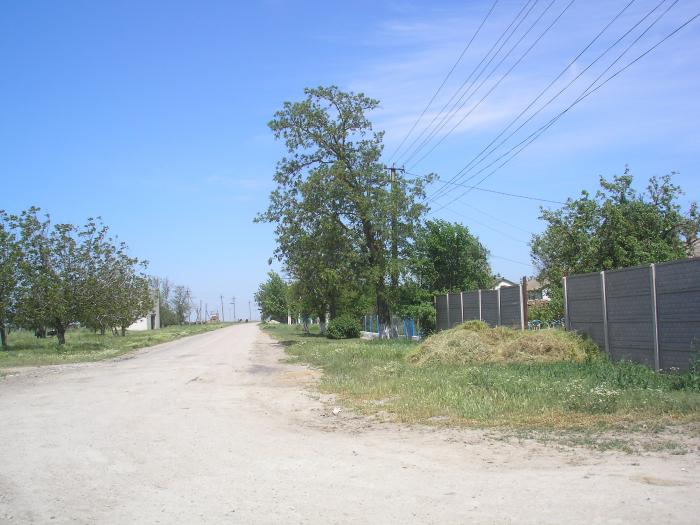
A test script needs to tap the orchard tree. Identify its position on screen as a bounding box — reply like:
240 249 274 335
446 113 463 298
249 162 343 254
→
531 170 699 287
257 86 432 336
0 211 20 349
15 209 83 344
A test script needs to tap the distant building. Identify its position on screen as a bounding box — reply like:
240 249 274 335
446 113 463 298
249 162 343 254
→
128 289 160 331
526 278 550 302
493 278 517 290
209 312 220 323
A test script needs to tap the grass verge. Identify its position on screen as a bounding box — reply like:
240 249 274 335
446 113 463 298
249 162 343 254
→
0 323 232 369
264 323 700 449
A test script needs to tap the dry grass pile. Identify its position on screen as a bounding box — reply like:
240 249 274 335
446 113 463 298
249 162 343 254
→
410 322 598 366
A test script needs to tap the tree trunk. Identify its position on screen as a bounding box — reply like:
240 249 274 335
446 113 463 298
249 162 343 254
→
56 326 66 345
329 296 337 321
0 325 7 350
121 326 126 337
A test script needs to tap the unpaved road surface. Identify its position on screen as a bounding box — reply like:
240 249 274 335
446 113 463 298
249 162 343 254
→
1 323 698 524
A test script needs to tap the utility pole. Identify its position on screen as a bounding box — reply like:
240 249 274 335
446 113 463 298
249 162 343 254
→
389 165 400 290
199 300 202 324
205 303 208 323
230 296 236 321
248 300 252 321
220 295 225 322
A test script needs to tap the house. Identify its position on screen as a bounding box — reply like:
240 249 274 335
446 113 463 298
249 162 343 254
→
127 289 160 331
493 277 517 289
526 278 550 302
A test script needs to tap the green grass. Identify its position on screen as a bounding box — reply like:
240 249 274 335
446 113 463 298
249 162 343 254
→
263 323 700 433
0 323 232 369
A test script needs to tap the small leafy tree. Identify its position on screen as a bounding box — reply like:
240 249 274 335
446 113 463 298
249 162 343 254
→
532 170 699 287
15 209 85 344
410 220 494 293
255 271 289 322
0 211 20 349
172 285 193 324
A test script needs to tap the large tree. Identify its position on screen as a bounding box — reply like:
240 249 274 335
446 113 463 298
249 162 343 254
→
531 170 699 288
257 86 432 336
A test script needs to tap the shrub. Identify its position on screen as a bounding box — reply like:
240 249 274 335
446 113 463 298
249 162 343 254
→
326 314 361 339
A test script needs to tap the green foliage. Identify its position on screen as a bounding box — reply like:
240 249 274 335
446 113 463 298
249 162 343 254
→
326 314 361 339
1 208 155 345
257 86 433 328
400 302 436 335
410 219 494 293
532 170 699 286
255 271 289 322
528 288 564 322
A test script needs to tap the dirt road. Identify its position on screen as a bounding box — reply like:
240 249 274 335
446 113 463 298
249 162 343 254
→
1 323 698 524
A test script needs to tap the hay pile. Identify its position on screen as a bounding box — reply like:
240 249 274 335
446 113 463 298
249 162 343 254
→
410 321 598 366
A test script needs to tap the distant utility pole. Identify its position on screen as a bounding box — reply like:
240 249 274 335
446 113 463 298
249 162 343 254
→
199 300 202 324
388 165 404 290
220 295 225 322
230 296 236 321
205 303 208 322
248 300 252 321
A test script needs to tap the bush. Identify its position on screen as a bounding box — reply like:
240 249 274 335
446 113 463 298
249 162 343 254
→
326 314 361 339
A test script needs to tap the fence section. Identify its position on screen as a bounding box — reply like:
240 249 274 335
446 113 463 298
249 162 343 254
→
655 259 700 370
564 258 700 371
434 284 525 331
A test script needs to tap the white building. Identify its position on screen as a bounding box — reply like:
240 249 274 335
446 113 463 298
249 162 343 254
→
128 289 160 331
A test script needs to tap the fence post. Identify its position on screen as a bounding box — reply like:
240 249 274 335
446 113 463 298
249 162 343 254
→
519 281 525 330
563 276 569 330
600 271 610 356
650 264 661 371
497 287 502 326
460 292 464 323
478 290 482 321
446 293 451 328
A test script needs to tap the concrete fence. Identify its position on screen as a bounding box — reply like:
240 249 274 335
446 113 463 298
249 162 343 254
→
564 258 700 371
434 283 527 331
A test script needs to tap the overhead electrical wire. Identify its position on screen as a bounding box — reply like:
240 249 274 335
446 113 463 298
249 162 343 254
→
386 0 500 165
400 0 548 166
406 0 576 170
393 0 538 166
432 1 695 214
426 0 638 203
429 0 670 205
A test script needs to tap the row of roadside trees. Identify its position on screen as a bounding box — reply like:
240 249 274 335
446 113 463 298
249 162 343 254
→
0 207 153 347
256 87 699 335
252 86 506 335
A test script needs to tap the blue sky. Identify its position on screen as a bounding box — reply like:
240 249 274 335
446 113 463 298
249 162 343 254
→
2 0 699 319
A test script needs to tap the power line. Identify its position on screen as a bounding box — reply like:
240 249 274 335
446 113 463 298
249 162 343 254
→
442 206 530 243
399 0 544 166
431 0 669 203
386 0 500 165
407 0 575 170
490 253 534 267
394 0 538 167
433 0 690 213
410 175 565 204
427 0 638 203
